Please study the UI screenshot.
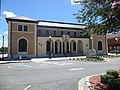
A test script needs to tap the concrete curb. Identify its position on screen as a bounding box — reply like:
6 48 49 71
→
78 73 105 90
0 60 31 64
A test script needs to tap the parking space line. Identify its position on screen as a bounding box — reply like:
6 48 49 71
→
24 85 31 90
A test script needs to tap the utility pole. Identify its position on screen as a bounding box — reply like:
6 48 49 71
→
2 34 4 60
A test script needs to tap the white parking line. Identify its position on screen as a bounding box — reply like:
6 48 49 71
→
24 85 31 90
70 68 84 71
41 62 73 65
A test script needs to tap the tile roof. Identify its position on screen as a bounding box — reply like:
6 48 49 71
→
38 20 86 29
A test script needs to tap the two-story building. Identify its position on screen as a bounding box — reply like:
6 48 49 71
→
6 16 107 58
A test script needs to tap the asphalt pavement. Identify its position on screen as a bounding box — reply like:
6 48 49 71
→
0 58 120 90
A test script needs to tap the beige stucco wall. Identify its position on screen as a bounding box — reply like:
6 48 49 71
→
37 37 89 57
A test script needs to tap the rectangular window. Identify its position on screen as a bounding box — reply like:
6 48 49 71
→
37 30 41 35
24 25 28 31
61 31 63 36
74 32 76 37
53 31 56 36
46 30 49 35
18 25 22 31
67 32 70 36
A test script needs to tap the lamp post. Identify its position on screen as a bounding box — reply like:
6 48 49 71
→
1 34 4 60
49 36 52 59
115 37 119 55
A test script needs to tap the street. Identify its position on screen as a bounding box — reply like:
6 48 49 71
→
0 58 120 90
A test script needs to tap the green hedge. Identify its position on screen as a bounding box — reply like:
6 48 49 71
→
100 70 120 89
106 70 118 78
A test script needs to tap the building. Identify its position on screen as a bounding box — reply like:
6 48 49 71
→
6 16 107 58
107 33 120 53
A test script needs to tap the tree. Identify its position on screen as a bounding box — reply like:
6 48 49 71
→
74 0 120 34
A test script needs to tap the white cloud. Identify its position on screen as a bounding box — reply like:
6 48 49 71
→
3 31 8 35
2 11 17 18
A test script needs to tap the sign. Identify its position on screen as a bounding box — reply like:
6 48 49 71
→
89 49 96 57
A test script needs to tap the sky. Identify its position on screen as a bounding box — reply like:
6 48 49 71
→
0 0 83 47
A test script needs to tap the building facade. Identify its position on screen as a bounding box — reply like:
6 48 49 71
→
6 16 107 58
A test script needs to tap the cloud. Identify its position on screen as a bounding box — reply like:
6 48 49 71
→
2 11 17 18
3 31 8 35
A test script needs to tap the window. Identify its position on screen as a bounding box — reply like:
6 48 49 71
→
46 30 49 36
24 25 28 31
53 31 56 36
98 41 102 50
37 30 41 35
18 25 22 31
67 32 70 36
61 31 63 36
19 39 27 52
74 32 76 37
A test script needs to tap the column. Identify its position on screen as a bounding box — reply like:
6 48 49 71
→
53 41 55 55
69 41 70 54
61 41 63 54
76 41 78 53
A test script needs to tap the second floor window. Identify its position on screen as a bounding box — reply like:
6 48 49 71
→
74 32 76 37
67 32 70 36
61 31 63 36
37 30 41 35
18 25 28 31
18 25 22 31
46 30 49 36
53 31 56 36
24 25 28 31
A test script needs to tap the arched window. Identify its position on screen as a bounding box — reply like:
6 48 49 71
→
98 41 102 50
19 39 27 52
73 41 76 51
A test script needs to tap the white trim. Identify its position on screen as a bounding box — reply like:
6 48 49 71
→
17 37 28 54
12 31 34 33
12 21 36 25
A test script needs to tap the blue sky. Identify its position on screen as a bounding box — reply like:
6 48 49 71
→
0 0 83 47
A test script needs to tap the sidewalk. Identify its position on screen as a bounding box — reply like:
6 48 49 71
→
0 59 31 64
31 56 86 62
0 56 86 64
78 74 104 90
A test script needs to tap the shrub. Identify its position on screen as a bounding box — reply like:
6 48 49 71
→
69 58 71 60
77 58 80 60
107 78 120 90
106 70 118 78
73 58 75 60
100 74 114 84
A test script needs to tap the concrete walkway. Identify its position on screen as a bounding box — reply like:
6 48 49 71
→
31 56 86 62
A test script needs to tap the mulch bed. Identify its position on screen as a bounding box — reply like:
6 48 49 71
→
89 75 108 90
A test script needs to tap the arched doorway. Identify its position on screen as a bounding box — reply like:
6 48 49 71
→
70 40 76 54
18 38 27 52
98 41 102 50
46 41 50 54
77 40 83 54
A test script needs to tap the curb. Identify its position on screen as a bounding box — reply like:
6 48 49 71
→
78 73 105 90
0 60 31 64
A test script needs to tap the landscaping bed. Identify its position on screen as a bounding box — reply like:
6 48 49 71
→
90 70 120 90
69 56 109 62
